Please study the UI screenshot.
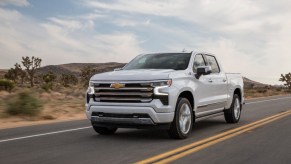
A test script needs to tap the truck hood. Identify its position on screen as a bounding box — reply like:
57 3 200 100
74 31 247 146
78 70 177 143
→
90 69 175 81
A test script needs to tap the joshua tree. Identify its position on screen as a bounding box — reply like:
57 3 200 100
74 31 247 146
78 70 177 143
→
4 68 18 82
81 66 96 86
4 63 26 84
14 63 27 84
19 69 27 84
22 56 42 87
279 73 291 91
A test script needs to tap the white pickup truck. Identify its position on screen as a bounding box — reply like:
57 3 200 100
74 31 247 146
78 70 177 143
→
86 52 244 139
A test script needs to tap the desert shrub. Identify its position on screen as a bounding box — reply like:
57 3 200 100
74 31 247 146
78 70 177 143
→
42 115 55 120
41 83 53 92
257 88 267 93
42 71 56 84
60 74 78 87
41 71 56 91
0 79 15 91
5 91 43 116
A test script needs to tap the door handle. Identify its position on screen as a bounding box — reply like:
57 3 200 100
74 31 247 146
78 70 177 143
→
208 79 213 83
223 79 227 82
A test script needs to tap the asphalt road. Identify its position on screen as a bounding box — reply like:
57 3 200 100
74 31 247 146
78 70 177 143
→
0 95 291 164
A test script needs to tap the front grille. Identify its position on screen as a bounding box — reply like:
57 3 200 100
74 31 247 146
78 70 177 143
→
93 82 154 103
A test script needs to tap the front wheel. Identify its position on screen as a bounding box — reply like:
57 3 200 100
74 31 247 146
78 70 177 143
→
168 98 194 139
92 125 117 135
224 94 241 123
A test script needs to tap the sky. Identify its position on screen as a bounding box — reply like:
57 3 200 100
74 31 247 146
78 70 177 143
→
0 0 291 85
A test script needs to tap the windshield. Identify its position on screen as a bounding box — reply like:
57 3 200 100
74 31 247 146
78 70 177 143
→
123 53 192 70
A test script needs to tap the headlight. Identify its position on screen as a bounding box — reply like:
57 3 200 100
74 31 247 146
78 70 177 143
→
150 80 172 87
87 81 95 94
153 80 172 96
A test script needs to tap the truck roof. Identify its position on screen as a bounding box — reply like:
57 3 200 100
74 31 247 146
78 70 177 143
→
142 51 216 57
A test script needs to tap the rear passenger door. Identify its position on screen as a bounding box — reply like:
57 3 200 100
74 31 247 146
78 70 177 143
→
193 54 216 113
202 55 228 109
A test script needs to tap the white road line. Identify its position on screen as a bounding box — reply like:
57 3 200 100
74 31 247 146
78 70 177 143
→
245 96 291 105
0 126 91 143
0 96 291 143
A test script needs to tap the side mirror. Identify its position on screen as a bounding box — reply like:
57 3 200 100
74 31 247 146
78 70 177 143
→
195 66 212 79
114 68 122 71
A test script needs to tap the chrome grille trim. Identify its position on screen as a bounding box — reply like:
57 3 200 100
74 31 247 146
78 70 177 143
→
95 92 153 97
94 82 154 103
96 97 152 102
94 87 153 91
90 80 169 84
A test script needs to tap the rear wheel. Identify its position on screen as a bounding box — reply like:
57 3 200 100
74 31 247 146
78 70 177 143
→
224 94 241 123
92 125 117 135
168 98 193 139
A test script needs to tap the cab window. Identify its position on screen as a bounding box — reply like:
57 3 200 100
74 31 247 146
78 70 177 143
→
204 55 220 73
193 54 206 73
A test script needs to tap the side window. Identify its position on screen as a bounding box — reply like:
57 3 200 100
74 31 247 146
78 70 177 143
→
193 54 206 73
204 55 220 73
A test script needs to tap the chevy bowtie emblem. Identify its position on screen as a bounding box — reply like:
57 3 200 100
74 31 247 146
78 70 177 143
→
110 83 125 89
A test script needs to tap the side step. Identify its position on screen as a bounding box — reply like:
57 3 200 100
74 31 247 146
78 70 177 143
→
196 112 224 122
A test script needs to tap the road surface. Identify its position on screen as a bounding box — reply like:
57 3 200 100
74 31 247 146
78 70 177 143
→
0 95 291 164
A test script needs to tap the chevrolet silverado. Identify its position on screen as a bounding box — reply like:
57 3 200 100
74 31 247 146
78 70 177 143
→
85 52 244 139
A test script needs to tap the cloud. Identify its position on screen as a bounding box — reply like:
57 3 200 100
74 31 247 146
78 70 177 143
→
0 7 143 69
84 0 291 84
112 17 152 27
48 18 85 31
1 0 291 84
0 0 29 6
85 0 263 26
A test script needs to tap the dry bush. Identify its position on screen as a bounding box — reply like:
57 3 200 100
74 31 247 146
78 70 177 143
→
5 90 43 116
257 88 267 93
0 79 15 92
245 87 288 99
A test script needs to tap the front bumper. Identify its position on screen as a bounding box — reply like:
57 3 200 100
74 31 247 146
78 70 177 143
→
91 115 155 126
85 83 179 127
86 104 174 125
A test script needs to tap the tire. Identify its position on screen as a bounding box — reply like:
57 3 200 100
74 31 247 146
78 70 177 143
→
224 94 241 123
168 98 194 139
92 125 117 135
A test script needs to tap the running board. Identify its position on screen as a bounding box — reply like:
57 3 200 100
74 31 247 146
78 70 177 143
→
196 112 224 122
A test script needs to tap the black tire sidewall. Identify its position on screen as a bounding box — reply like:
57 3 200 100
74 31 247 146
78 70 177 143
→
225 94 241 123
173 98 194 138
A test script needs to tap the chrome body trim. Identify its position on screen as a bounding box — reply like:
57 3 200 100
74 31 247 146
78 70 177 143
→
197 101 227 114
196 107 225 118
196 112 224 121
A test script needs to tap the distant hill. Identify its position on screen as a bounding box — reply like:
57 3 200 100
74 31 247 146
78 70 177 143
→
0 63 268 88
0 63 125 79
35 65 272 88
243 77 268 88
36 62 126 76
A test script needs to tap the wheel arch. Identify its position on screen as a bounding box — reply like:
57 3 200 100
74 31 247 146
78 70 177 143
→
178 90 194 113
234 88 242 102
225 86 244 109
